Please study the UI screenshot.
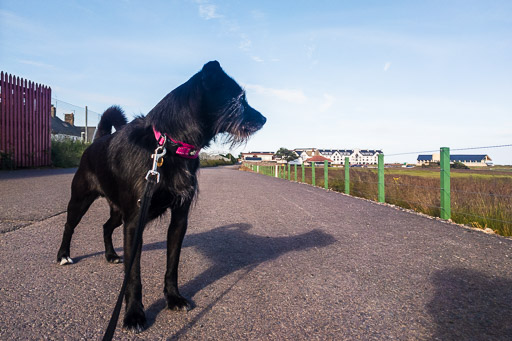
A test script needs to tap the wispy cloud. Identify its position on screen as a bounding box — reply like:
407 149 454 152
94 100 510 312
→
319 93 335 112
251 10 266 20
194 1 263 62
239 34 252 51
0 9 46 36
18 59 55 69
384 62 392 72
198 3 222 20
245 84 307 104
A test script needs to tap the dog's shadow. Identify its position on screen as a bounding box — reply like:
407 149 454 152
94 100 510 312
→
142 223 336 334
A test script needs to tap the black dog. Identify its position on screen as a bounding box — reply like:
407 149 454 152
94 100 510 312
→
56 61 266 332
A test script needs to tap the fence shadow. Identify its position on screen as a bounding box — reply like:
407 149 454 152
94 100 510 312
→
143 223 337 335
426 268 512 340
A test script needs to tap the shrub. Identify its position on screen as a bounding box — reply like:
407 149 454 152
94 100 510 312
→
51 139 90 168
451 161 470 169
0 150 15 170
200 159 234 167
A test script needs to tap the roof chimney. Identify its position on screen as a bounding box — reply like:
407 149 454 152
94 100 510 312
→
64 113 75 126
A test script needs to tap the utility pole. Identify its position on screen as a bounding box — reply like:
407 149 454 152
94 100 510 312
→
85 106 88 142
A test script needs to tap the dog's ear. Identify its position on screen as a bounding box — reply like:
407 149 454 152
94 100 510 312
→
202 61 222 90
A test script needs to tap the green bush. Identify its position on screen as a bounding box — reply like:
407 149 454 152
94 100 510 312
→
51 139 90 168
200 159 234 167
451 161 470 169
0 150 15 170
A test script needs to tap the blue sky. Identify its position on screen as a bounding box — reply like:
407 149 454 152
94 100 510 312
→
1 0 511 164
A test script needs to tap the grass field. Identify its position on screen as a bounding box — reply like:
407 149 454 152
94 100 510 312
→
244 164 512 237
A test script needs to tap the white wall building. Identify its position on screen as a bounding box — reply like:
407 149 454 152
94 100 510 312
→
318 149 382 165
241 152 275 162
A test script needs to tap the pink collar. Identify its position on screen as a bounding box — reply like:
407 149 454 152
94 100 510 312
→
153 126 201 159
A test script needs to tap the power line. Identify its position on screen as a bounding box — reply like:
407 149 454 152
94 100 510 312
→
451 144 512 151
386 144 512 157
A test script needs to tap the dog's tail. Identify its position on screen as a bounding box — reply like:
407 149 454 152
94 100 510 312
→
94 105 128 140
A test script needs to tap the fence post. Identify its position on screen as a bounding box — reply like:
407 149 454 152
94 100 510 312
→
345 157 350 194
312 162 316 186
378 154 385 203
440 147 451 220
294 164 297 182
288 164 291 180
275 165 278 177
324 160 328 189
302 164 305 183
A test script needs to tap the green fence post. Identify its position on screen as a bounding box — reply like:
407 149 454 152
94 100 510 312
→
294 164 297 182
440 147 451 220
312 162 316 187
378 154 385 203
344 157 350 194
324 160 328 189
302 164 305 183
288 164 291 180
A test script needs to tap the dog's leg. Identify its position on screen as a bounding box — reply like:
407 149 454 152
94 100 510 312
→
164 202 193 311
122 214 146 332
57 192 97 265
103 205 123 264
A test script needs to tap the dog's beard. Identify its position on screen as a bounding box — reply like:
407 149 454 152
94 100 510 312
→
212 92 264 148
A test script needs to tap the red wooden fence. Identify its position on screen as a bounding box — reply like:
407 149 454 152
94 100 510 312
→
0 72 52 168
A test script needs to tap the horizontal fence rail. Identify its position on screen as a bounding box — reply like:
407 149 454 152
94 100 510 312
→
242 145 512 237
1 72 52 168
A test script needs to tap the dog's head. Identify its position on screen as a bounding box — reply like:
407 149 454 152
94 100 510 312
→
147 61 266 148
200 61 266 146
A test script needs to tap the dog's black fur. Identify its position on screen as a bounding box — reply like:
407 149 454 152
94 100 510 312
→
56 61 266 332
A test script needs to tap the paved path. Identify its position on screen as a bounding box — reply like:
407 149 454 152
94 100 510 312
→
1 167 511 340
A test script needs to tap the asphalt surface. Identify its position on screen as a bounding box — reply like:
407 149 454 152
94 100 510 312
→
1 166 512 340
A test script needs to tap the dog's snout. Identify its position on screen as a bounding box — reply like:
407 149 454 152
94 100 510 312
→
249 107 266 128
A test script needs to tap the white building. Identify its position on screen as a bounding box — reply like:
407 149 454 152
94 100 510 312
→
318 149 382 165
417 154 492 167
241 152 274 162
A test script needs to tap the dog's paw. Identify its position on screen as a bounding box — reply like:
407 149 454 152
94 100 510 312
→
123 310 147 333
105 254 122 264
57 256 74 266
166 294 192 311
60 257 74 265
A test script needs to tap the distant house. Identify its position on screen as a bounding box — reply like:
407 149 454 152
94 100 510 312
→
417 153 492 167
294 148 317 164
51 113 82 141
241 152 274 162
305 155 333 166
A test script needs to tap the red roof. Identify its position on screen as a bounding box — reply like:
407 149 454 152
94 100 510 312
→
306 155 333 162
